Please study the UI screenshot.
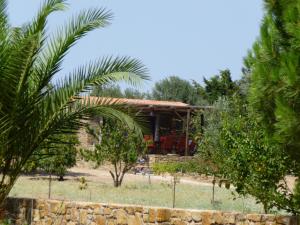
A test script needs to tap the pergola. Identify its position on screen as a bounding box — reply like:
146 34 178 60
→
85 97 209 156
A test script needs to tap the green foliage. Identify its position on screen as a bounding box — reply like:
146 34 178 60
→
0 0 147 204
198 96 296 213
152 159 215 175
91 84 148 99
91 84 124 98
123 88 148 99
0 219 12 225
201 70 239 104
28 134 78 180
78 177 88 190
196 97 230 173
81 119 147 187
151 76 201 105
221 108 293 213
247 0 300 172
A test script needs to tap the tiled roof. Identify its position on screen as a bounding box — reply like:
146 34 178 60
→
84 96 190 108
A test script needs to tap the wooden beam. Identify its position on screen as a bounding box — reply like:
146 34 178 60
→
174 110 184 120
185 109 191 156
135 109 143 116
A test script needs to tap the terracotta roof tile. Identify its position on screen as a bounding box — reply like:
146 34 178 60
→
84 96 190 108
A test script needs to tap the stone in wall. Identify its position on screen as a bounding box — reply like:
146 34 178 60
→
4 197 299 225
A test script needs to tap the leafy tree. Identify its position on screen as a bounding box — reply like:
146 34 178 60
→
198 96 295 213
247 0 300 172
91 84 147 99
221 106 293 213
151 76 199 105
0 0 147 204
91 84 124 98
197 98 229 167
28 134 78 181
202 70 239 103
82 119 147 187
123 88 148 99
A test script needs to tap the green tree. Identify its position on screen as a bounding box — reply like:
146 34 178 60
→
91 84 147 99
91 84 124 98
198 97 295 213
82 120 147 187
202 69 239 103
123 88 147 99
151 76 199 105
29 134 78 181
247 0 300 171
221 106 293 213
0 0 147 204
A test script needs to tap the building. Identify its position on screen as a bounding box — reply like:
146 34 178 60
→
78 97 208 156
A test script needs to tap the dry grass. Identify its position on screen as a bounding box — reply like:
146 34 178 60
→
9 174 263 213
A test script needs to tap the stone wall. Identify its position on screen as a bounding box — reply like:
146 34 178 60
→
4 197 298 225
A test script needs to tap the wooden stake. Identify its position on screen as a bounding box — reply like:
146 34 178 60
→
48 173 52 199
185 109 191 156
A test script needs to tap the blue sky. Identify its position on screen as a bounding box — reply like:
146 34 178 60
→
8 0 263 90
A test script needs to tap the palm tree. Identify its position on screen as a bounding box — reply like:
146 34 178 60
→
0 0 148 204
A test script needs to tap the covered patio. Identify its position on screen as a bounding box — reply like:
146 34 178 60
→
108 98 206 156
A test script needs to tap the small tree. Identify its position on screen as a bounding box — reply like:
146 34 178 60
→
36 134 78 181
221 111 292 213
198 96 296 213
82 120 147 187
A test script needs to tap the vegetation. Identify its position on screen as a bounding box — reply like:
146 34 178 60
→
152 159 215 176
0 0 147 205
197 96 296 213
91 84 148 99
82 120 147 187
151 76 199 104
247 0 300 173
27 134 79 181
221 100 293 213
195 70 239 104
9 175 264 213
192 0 300 214
92 72 239 107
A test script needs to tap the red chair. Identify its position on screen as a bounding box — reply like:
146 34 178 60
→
144 135 154 153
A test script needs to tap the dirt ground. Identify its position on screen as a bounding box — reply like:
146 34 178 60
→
67 161 297 190
67 163 213 187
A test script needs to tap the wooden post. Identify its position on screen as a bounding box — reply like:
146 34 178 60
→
185 109 191 156
154 115 160 142
172 176 176 208
48 173 52 199
154 114 160 153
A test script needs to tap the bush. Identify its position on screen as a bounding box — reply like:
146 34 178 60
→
152 159 215 175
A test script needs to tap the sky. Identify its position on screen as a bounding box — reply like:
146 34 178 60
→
8 0 264 91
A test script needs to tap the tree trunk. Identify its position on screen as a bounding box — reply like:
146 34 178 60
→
110 169 121 187
263 202 269 214
48 174 52 199
0 177 18 219
211 176 216 204
58 175 64 181
113 180 120 187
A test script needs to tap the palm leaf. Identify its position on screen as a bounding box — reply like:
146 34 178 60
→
34 8 113 93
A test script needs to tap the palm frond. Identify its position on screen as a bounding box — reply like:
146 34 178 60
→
0 34 40 114
34 8 113 93
0 0 8 37
26 0 67 36
42 56 148 120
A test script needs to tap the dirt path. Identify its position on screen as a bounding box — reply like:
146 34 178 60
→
68 166 213 187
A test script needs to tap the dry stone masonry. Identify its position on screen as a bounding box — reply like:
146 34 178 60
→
4 197 298 225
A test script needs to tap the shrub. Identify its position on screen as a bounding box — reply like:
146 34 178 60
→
152 159 215 175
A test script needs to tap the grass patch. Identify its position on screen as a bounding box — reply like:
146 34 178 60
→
9 175 263 213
